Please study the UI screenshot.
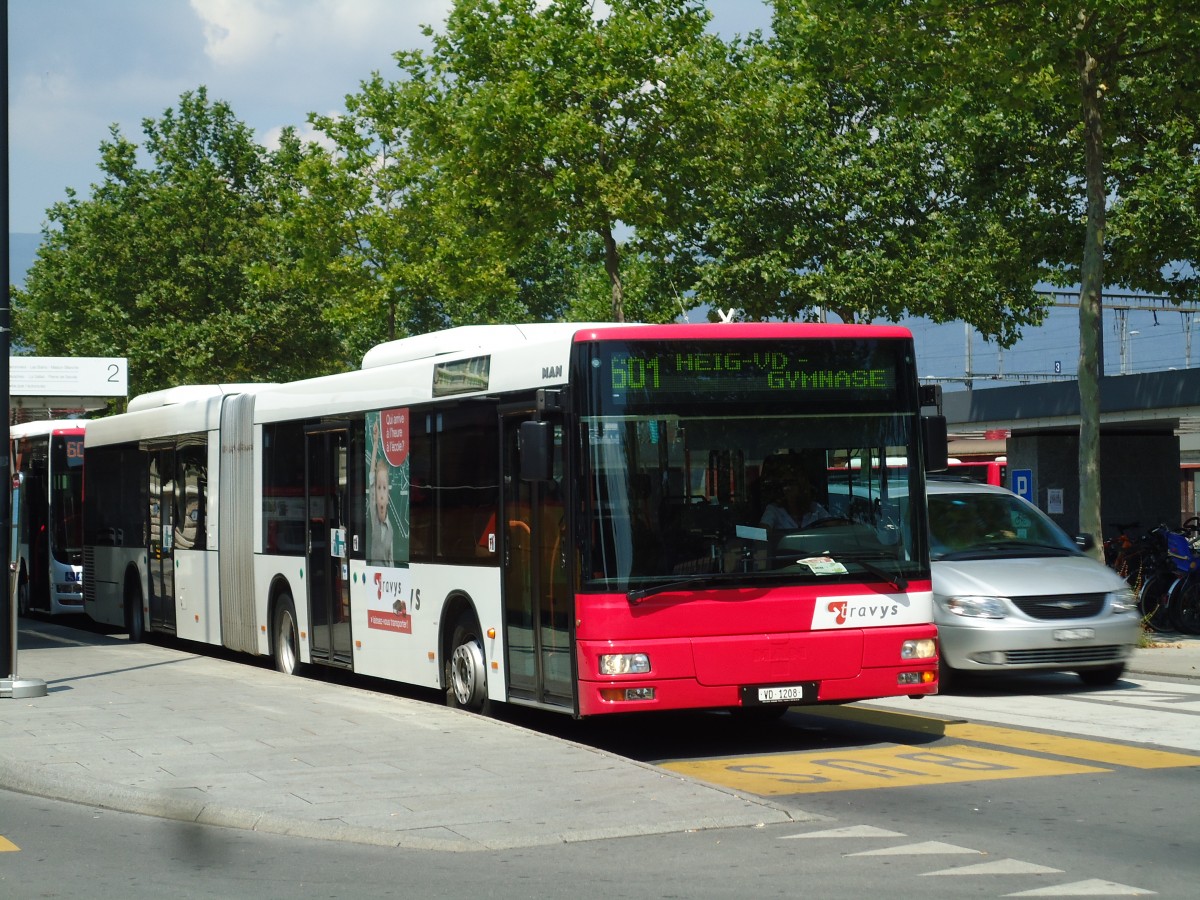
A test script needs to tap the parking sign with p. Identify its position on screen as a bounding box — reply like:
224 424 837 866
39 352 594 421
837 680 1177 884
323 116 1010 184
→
1011 468 1033 502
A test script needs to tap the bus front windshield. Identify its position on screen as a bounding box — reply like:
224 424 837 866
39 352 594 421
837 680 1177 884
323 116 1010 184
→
580 339 927 593
50 435 85 564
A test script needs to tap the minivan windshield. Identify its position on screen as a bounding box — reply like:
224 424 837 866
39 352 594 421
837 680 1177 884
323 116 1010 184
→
928 491 1078 561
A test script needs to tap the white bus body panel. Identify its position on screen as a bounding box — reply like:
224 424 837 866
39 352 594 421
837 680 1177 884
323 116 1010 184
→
85 547 145 628
251 322 629 425
44 559 86 615
173 547 221 644
85 396 230 447
347 561 505 695
169 429 223 645
253 553 307 661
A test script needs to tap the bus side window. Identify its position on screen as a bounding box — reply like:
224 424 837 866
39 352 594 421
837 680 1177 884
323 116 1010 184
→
175 443 207 551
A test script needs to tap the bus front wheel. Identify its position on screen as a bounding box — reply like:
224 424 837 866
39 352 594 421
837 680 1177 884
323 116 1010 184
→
446 616 491 715
124 574 145 642
273 596 301 676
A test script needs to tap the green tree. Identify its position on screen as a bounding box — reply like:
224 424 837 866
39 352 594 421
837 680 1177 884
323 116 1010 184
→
697 6 1056 338
298 71 539 361
13 89 342 398
900 1 1199 550
709 1 1198 549
390 0 730 321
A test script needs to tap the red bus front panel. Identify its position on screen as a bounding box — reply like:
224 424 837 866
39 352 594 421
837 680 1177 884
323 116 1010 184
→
574 580 938 716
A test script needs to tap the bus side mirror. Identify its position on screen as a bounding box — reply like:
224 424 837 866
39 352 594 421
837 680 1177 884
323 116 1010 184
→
922 415 948 473
519 420 555 482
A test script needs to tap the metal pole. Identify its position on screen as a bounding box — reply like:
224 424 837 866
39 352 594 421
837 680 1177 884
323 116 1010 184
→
1 0 47 698
1 0 12 681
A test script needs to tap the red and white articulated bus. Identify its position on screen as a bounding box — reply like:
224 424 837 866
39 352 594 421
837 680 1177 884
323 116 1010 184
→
10 420 87 616
83 322 944 717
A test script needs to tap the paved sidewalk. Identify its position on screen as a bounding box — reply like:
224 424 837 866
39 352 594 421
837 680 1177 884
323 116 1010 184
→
1128 631 1200 680
0 621 800 851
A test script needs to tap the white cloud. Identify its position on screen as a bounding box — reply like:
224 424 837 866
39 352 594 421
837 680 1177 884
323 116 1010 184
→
6 0 769 233
190 0 450 69
186 0 453 145
261 117 339 153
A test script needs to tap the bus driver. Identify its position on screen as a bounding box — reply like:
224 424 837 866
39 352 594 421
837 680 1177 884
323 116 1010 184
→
759 471 829 531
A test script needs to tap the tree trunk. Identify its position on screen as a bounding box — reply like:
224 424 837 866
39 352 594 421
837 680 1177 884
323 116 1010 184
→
1076 46 1106 558
601 224 625 322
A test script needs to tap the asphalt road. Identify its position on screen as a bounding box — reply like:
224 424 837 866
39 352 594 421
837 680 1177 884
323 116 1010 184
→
3 618 1197 898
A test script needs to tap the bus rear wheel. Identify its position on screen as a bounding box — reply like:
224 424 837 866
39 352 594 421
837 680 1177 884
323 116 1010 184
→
124 573 145 642
446 616 491 715
17 572 30 617
273 596 301 676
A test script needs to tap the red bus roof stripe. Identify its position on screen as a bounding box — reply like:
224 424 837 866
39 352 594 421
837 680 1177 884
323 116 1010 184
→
572 322 914 342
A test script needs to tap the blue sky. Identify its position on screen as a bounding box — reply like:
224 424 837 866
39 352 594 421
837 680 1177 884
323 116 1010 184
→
8 0 1192 386
7 0 772 235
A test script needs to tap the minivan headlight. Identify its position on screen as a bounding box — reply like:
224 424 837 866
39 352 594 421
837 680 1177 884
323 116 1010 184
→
1109 587 1137 614
940 595 1006 619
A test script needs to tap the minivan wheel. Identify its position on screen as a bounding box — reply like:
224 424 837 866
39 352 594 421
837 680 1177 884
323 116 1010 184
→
1077 664 1124 686
938 660 961 693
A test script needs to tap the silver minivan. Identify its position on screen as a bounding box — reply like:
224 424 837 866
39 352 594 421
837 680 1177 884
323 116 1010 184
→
927 480 1140 689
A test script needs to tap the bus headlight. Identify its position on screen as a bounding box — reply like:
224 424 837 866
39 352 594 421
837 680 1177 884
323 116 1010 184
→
901 639 937 660
599 653 651 676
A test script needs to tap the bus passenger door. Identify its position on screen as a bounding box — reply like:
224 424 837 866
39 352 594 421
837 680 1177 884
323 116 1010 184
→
501 412 573 708
305 425 353 668
147 446 177 633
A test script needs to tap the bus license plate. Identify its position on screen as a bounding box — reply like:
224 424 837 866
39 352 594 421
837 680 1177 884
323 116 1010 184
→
742 682 816 705
759 686 805 703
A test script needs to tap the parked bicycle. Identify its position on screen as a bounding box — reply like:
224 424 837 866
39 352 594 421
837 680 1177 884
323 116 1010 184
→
1161 519 1200 634
1105 519 1200 635
1136 524 1179 631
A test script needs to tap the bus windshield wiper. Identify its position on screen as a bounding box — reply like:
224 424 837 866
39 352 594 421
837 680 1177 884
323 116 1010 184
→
626 569 838 604
627 575 733 604
822 552 908 592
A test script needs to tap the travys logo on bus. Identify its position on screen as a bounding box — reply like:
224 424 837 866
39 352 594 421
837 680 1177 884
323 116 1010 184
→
812 593 929 629
826 599 899 624
367 566 413 634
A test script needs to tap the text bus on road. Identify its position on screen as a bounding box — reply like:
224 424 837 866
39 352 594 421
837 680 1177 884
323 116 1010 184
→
84 322 945 717
10 420 87 616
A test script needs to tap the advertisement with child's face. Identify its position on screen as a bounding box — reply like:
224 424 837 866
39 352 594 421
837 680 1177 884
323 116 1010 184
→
366 409 410 566
366 409 413 635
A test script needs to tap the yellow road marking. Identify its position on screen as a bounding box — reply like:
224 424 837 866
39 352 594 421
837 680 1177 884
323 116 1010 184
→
0 836 19 852
805 706 1200 770
663 744 1106 794
659 705 1200 796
